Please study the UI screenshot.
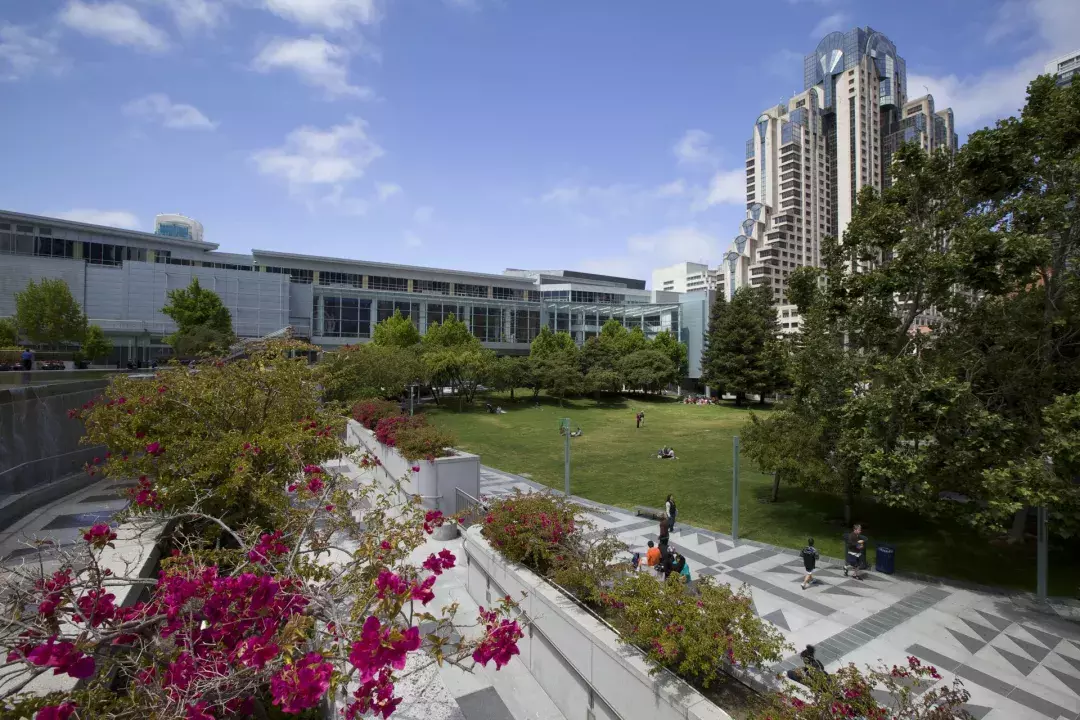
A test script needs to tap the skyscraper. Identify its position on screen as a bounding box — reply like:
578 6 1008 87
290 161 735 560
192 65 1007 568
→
722 27 958 307
1046 49 1080 87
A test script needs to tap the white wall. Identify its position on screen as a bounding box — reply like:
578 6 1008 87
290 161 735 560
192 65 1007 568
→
462 526 732 720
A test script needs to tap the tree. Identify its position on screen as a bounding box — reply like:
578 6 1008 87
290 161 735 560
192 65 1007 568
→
372 309 421 348
703 286 784 405
620 349 678 394
14 278 87 348
171 325 235 357
491 355 529 400
316 343 422 404
422 315 492 408
649 330 688 378
0 317 17 347
81 324 112 364
161 277 235 349
580 335 623 395
528 326 580 400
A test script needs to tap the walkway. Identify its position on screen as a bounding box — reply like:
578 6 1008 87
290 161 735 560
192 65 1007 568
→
479 466 1080 720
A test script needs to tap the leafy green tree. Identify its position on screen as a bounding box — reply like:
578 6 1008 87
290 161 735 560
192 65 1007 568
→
422 314 492 408
81 324 112 363
491 355 529 400
649 329 688 378
0 317 17 347
371 309 421 348
316 343 422 404
161 277 235 349
580 332 623 394
703 286 784 405
528 326 579 400
14 278 87 348
620 348 678 393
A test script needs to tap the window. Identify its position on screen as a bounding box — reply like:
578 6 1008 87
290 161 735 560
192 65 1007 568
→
427 303 466 327
377 300 419 324
368 275 409 293
413 279 450 295
16 224 33 233
265 266 313 284
320 271 363 288
454 283 488 299
492 286 528 301
318 296 372 338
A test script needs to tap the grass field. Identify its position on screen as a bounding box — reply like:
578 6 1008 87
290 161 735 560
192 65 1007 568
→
426 393 1080 596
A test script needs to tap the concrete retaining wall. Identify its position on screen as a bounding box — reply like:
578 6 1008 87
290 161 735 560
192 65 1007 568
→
0 380 108 494
344 420 480 515
461 525 732 720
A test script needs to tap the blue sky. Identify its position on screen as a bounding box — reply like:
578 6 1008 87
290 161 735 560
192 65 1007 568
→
2 0 1077 285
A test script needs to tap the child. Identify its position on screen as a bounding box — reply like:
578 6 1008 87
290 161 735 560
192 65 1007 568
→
800 537 820 590
645 540 661 570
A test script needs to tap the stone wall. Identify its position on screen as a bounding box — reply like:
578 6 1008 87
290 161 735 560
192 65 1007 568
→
0 380 107 494
461 525 733 720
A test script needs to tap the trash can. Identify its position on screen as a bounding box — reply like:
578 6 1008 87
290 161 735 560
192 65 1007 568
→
875 543 895 575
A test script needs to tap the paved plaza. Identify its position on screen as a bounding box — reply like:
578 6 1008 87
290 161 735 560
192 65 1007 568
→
479 466 1080 720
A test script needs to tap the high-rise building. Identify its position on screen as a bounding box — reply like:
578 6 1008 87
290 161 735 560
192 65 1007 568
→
651 262 713 294
1046 49 1080 87
723 27 957 307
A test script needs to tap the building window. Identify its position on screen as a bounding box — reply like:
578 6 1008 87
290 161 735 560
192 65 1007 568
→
265 266 313 284
320 271 363 288
492 286 528 301
427 303 466 327
368 275 409 293
318 296 372 338
454 283 488 299
377 300 419 324
413 279 450 295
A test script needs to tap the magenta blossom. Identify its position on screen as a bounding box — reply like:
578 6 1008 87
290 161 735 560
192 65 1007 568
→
422 549 456 576
374 570 409 598
83 523 117 549
145 441 164 456
270 652 333 714
348 616 422 682
34 703 77 720
423 510 444 534
306 475 325 494
410 576 437 605
25 638 95 679
248 530 289 565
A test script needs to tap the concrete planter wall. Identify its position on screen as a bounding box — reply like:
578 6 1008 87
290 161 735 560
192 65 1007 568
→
461 525 732 720
344 419 480 516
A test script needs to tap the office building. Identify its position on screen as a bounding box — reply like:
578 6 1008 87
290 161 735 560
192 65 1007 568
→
0 209 710 377
723 27 958 313
1046 49 1080 87
652 262 712 294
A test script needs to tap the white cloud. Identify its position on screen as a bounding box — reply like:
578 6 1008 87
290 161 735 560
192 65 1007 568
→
0 25 64 81
261 0 380 31
59 1 169 51
691 169 745 211
123 93 216 129
653 179 686 198
403 231 422 248
252 117 384 207
413 206 434 224
57 209 141 230
673 129 715 166
912 0 1080 133
809 12 848 39
253 36 372 99
579 226 724 286
375 182 402 202
157 0 226 33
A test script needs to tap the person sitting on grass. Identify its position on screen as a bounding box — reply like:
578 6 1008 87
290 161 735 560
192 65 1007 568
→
657 447 676 459
570 426 583 437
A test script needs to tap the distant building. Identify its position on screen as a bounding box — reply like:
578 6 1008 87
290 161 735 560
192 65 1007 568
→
1046 49 1080 87
651 262 711 294
154 213 205 243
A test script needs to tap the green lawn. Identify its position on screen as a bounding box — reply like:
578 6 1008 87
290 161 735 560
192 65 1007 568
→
426 393 1080 596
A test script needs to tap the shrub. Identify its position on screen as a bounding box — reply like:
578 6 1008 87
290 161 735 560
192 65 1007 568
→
353 398 403 430
607 573 788 688
482 491 578 574
374 414 419 446
394 421 456 461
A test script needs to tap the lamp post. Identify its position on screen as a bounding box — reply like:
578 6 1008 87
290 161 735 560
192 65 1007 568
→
732 436 740 545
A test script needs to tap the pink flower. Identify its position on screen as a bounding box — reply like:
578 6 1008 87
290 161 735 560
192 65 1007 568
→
185 703 215 720
66 409 78 419
348 617 422 682
422 549 456 576
270 652 333 714
145 441 164 456
34 702 77 720
135 431 146 439
25 638 95 679
248 530 289 565
303 464 324 475
380 540 392 551
306 475 325 494
287 483 298 492
325 504 335 512
74 590 116 627
411 465 420 473
375 570 408 598
423 510 444 534
472 618 522 670
83 523 117 549
411 576 436 605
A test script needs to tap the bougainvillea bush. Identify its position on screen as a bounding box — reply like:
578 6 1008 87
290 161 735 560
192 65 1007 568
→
481 491 579 574
605 573 788 688
351 400 403 432
392 423 456 463
751 655 972 719
73 340 344 530
0 341 523 720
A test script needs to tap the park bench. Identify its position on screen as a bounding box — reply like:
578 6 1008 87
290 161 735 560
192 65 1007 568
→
632 505 666 521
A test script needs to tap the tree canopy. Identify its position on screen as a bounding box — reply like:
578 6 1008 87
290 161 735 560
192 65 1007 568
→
701 286 787 404
14 278 87 348
161 277 235 352
81 324 112 363
371 309 421 348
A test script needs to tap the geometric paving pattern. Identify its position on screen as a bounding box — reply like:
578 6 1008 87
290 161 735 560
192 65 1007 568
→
478 465 1080 720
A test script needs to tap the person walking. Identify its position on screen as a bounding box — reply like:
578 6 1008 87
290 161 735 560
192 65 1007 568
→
665 494 677 533
635 411 642 429
800 537 820 590
843 523 866 579
20 348 33 371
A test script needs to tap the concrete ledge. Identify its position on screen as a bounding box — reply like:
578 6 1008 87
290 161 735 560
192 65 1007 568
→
461 525 733 720
345 420 480 515
0 469 101 532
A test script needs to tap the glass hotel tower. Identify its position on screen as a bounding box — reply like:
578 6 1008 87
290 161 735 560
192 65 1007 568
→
724 27 957 333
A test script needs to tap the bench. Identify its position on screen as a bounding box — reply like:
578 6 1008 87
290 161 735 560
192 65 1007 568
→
632 505 666 521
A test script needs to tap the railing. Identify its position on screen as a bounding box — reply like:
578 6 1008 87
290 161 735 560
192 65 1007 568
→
454 488 487 527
